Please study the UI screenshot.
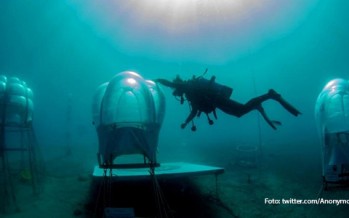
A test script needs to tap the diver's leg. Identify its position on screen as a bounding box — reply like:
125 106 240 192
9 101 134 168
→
217 89 301 117
217 93 273 117
216 99 247 117
223 89 301 117
268 89 301 116
217 98 282 129
243 91 277 114
256 105 282 130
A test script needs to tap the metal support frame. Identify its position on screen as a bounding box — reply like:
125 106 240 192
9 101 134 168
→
0 123 40 213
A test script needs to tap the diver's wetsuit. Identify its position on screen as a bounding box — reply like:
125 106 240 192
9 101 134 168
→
214 89 298 130
156 76 301 130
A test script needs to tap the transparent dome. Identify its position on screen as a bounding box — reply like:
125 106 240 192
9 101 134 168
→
315 78 349 134
0 79 6 95
101 71 155 126
315 78 349 182
93 71 166 165
0 75 7 83
0 77 33 125
145 80 166 126
5 78 27 125
26 88 34 123
91 82 108 127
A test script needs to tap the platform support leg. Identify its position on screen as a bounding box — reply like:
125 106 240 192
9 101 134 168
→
215 173 219 199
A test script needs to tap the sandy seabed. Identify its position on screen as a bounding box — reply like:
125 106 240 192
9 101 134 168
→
2 143 349 218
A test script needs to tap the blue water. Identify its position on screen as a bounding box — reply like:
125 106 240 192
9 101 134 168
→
1 0 349 217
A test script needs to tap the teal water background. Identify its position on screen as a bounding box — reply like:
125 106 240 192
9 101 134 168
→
0 0 348 165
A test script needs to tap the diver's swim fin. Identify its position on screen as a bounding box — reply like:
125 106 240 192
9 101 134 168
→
276 97 301 116
257 105 279 130
271 120 282 126
268 90 301 116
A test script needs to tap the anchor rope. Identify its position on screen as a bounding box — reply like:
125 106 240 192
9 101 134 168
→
150 166 173 218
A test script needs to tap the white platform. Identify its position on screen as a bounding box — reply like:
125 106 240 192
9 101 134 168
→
93 162 224 181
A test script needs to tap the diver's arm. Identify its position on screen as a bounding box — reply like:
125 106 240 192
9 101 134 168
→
155 79 177 88
181 106 198 129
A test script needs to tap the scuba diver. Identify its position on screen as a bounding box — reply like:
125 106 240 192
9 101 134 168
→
156 69 301 131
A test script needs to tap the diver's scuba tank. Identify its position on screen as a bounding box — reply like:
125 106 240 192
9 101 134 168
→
189 75 233 100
